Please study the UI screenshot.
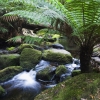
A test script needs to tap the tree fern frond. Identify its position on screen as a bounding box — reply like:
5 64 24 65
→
0 26 8 33
7 35 42 44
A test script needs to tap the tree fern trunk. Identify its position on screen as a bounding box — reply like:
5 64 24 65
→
80 44 93 73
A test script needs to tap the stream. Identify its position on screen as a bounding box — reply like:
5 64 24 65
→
0 58 80 100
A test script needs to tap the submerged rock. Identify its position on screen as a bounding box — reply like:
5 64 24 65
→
56 65 67 76
50 43 64 49
36 66 56 81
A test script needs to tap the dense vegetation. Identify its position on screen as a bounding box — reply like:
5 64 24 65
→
0 0 100 73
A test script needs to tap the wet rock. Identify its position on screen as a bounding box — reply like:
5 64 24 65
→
50 43 64 49
36 66 56 81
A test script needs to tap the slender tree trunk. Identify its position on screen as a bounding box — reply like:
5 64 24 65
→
80 44 93 73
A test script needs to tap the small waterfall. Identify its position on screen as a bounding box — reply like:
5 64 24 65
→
35 60 50 72
65 58 80 73
1 70 41 100
60 58 80 82
0 59 80 100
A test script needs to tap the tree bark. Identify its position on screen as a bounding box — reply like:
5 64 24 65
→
80 44 93 73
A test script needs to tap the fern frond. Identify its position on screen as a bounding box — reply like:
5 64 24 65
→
7 35 42 44
0 26 8 33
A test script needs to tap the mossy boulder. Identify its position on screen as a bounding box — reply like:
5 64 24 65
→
35 73 100 100
18 43 33 53
0 85 6 97
71 70 81 77
42 48 72 64
56 65 67 76
0 66 23 82
36 66 56 81
0 54 20 70
20 48 42 70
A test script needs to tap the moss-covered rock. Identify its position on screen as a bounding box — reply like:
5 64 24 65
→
0 54 20 70
0 85 6 97
20 48 42 70
35 73 100 100
18 43 33 53
71 70 81 77
0 66 23 82
36 66 56 81
42 48 72 64
56 65 67 76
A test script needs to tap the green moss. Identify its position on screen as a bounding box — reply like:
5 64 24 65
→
35 73 100 100
20 48 42 70
56 65 66 76
0 54 20 69
0 85 5 96
6 47 15 51
36 66 54 81
42 49 72 64
36 67 51 80
71 70 81 77
0 66 23 82
18 43 33 53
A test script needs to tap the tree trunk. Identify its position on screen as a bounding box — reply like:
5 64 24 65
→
80 44 93 73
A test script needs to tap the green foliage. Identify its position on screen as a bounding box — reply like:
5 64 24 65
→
0 26 8 33
7 35 42 45
2 0 65 27
62 0 100 46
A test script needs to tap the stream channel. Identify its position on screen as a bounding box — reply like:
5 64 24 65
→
0 58 80 100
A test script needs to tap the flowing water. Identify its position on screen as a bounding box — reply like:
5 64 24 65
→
1 70 41 100
0 58 80 100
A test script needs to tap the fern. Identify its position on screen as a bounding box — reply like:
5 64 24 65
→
7 35 42 44
0 26 8 33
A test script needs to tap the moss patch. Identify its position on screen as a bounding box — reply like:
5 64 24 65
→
0 85 5 96
56 65 67 76
71 70 81 77
0 66 23 82
42 49 72 64
0 54 20 69
20 48 42 70
35 73 100 100
6 47 15 51
18 43 33 53
36 66 55 81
